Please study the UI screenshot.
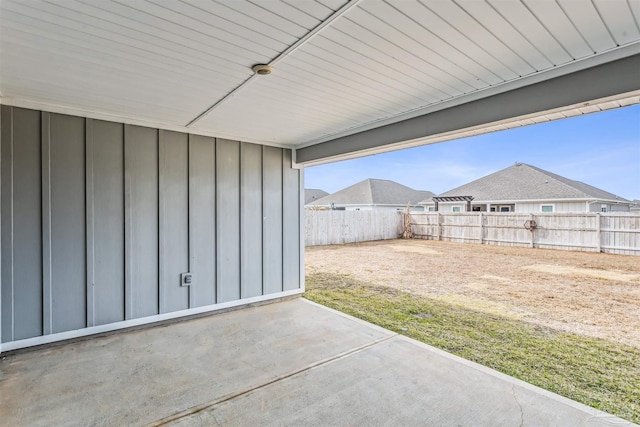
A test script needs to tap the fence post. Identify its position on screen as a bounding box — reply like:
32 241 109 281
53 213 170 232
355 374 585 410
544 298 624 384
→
595 212 601 252
479 212 484 244
437 212 442 241
530 213 535 248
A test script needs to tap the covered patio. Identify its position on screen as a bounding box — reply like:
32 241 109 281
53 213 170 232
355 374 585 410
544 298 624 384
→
1 298 630 426
1 0 639 424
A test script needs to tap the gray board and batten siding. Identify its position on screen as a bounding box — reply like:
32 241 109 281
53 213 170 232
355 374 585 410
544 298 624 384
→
0 105 302 351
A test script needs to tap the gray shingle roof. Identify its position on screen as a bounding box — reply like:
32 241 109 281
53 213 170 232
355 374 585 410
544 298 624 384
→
310 179 434 206
305 189 329 204
425 163 628 203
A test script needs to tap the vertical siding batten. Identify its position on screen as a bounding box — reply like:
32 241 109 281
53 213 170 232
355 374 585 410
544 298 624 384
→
123 126 132 320
85 120 95 327
0 105 3 344
158 131 165 314
41 112 52 335
0 106 12 342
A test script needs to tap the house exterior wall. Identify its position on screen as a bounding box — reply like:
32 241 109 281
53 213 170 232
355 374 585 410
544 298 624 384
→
588 202 631 213
430 203 467 213
428 201 631 214
515 201 587 213
343 205 421 212
309 205 423 212
1 106 301 350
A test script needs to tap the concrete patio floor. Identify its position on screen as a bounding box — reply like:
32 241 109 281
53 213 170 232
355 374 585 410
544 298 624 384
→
0 297 635 426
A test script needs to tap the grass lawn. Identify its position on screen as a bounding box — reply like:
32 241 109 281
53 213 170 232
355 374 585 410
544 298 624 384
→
304 272 640 424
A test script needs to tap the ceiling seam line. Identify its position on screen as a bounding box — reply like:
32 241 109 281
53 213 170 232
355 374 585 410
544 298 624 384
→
185 0 363 128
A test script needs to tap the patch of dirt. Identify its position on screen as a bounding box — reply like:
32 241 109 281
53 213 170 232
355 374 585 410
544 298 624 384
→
522 265 640 282
385 245 441 255
306 239 640 347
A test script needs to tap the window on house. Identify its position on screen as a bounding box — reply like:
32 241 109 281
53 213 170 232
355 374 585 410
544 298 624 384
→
500 206 510 212
427 207 436 212
541 205 554 213
490 207 496 212
601 204 608 213
452 206 461 212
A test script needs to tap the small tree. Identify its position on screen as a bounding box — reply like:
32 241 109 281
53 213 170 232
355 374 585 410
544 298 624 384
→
402 203 413 239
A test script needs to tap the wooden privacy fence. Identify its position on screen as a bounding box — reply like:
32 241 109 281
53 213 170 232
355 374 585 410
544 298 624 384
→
305 210 403 246
409 212 640 255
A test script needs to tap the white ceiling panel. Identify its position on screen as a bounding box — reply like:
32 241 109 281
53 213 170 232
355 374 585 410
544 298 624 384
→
456 0 554 71
334 10 478 93
631 0 640 24
358 1 498 87
522 0 593 60
283 53 416 111
423 0 531 78
1 0 638 151
558 0 617 52
316 0 349 11
594 0 640 45
488 0 572 65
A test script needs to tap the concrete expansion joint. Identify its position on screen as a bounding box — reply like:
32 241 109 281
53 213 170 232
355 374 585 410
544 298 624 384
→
512 384 524 427
145 334 397 427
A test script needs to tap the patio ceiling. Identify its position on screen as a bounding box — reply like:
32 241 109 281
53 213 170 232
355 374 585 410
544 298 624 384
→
1 0 639 162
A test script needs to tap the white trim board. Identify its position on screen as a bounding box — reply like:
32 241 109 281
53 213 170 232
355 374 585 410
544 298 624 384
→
0 289 303 353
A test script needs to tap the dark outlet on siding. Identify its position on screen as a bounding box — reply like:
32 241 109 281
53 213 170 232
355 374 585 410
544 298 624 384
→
181 273 192 287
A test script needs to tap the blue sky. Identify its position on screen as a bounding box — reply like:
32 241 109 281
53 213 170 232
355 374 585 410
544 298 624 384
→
305 104 640 201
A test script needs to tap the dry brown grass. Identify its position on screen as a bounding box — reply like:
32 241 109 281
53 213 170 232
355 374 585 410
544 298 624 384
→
305 239 640 347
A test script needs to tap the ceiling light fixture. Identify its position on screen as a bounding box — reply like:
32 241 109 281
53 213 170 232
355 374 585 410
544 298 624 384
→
252 64 274 75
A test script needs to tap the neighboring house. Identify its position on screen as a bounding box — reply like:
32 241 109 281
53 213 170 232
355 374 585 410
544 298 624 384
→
305 188 329 205
631 200 640 213
420 163 632 213
309 178 434 212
